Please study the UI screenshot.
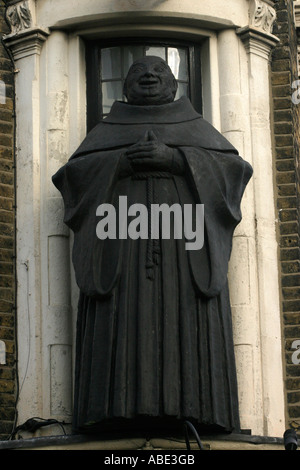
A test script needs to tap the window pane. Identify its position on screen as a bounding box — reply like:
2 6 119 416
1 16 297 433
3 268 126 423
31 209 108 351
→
123 46 144 77
102 81 123 114
145 46 166 60
101 47 122 80
168 48 188 81
93 41 201 121
175 82 189 100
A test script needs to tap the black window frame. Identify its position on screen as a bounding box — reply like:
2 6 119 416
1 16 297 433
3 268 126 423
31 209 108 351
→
85 38 203 132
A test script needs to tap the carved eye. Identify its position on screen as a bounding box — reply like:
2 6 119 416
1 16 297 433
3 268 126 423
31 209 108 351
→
131 66 144 74
155 65 167 73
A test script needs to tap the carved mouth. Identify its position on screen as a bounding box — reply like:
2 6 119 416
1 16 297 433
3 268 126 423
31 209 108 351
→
139 78 159 87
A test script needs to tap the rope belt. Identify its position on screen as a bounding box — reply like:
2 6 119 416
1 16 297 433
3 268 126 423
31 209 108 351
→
132 172 171 280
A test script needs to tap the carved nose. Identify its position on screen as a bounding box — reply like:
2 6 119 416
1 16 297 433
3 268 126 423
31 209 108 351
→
144 71 155 77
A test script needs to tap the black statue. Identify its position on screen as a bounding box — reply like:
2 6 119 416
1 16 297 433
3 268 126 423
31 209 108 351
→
53 56 253 435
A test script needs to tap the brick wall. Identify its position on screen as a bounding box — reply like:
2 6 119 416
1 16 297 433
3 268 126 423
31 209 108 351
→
0 1 16 440
271 0 300 431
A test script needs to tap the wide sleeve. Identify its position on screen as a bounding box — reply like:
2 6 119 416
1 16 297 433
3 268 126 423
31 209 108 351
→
182 147 253 298
52 150 123 298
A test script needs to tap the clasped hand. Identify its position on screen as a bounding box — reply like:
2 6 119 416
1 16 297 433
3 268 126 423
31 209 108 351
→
126 130 173 172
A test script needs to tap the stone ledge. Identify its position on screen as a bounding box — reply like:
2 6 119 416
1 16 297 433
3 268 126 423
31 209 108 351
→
0 432 288 451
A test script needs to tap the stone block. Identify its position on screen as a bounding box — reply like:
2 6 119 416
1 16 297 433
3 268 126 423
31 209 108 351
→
279 221 298 234
280 247 299 261
276 171 295 184
275 146 294 159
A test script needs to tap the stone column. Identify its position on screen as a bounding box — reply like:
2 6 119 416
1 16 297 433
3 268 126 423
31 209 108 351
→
237 0 285 437
217 26 264 435
3 0 50 425
39 31 73 423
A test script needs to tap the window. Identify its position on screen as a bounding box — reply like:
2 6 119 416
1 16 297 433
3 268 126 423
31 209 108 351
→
86 39 202 132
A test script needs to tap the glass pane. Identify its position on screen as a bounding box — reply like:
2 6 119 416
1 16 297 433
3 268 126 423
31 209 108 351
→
168 48 188 81
145 46 166 60
123 46 144 77
102 81 123 114
101 47 122 80
175 82 188 100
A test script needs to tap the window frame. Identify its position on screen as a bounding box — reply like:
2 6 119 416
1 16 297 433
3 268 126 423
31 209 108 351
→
85 37 203 132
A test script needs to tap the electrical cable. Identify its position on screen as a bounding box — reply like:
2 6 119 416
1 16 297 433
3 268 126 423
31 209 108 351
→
10 416 71 439
184 420 205 450
284 428 299 450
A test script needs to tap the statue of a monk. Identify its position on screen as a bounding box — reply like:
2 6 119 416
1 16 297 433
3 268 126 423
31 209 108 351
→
52 56 253 435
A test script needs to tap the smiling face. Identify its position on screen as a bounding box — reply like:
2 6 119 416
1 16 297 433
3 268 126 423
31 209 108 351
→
123 56 178 106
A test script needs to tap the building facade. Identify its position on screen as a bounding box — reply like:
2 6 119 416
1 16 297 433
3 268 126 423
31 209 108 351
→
0 0 299 448
0 0 16 440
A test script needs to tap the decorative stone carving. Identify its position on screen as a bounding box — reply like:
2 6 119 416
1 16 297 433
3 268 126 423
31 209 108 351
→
237 0 279 60
6 0 32 33
237 26 279 60
3 29 50 60
3 0 49 60
249 0 277 34
294 0 300 27
294 1 300 76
